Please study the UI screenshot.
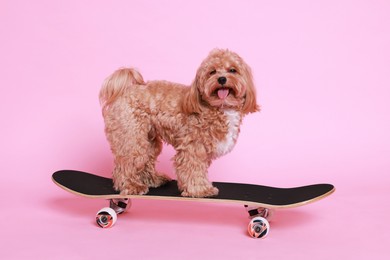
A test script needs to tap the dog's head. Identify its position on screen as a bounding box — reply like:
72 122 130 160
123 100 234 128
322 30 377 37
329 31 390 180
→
183 49 259 114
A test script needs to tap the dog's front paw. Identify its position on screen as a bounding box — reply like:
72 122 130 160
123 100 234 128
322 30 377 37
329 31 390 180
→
181 185 219 198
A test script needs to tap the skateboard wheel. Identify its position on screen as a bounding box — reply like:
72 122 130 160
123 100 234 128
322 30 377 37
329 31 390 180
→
110 198 132 214
248 217 270 239
96 207 117 228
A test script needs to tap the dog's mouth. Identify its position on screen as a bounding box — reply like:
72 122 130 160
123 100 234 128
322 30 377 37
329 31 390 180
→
212 87 235 100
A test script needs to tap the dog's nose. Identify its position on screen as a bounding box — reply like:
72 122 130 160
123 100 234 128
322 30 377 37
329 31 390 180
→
218 77 227 85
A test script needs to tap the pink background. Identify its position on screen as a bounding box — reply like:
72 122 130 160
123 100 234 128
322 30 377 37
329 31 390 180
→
1 0 389 259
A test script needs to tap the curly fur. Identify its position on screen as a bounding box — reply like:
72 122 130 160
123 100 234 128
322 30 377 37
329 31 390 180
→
100 49 259 198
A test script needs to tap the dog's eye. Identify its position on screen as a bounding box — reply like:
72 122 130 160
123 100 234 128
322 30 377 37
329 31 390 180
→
209 70 217 75
229 68 237 73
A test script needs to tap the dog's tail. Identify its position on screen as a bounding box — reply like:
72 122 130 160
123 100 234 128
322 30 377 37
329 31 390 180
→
99 68 145 113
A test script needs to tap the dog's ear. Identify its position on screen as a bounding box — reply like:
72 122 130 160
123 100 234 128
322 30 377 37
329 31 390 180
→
181 75 202 114
242 65 260 114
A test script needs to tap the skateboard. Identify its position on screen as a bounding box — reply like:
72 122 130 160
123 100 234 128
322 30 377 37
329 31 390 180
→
52 170 335 238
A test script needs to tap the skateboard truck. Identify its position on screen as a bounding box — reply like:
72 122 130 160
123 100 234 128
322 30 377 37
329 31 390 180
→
245 205 274 220
110 198 132 214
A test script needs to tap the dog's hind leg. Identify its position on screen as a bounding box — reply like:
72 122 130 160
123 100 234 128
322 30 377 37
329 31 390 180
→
105 105 152 195
111 132 152 195
112 155 149 195
140 133 171 188
111 124 169 194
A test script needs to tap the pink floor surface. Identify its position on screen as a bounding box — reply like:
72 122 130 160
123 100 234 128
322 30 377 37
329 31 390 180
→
1 1 389 259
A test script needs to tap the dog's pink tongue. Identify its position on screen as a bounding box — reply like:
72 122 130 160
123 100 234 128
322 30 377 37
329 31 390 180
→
217 88 229 99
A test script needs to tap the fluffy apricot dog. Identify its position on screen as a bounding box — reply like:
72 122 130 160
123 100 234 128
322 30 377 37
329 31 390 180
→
100 49 259 198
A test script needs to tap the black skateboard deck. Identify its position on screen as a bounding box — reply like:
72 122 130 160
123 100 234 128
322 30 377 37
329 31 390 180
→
52 170 334 208
52 170 335 238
